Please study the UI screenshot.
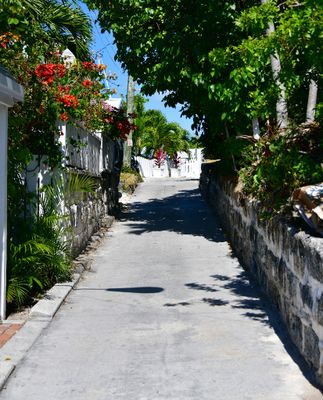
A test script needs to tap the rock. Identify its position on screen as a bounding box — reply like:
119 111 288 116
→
292 183 323 236
292 184 323 210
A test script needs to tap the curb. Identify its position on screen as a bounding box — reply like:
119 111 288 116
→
0 272 81 390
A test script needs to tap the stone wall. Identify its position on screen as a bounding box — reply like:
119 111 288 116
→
66 172 119 257
200 163 323 385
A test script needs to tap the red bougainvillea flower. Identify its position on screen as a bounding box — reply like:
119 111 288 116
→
35 63 56 85
82 79 92 88
58 94 79 108
82 61 96 71
57 64 66 78
58 85 70 94
59 112 69 121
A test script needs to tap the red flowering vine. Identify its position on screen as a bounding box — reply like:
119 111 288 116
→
35 63 56 85
2 38 135 143
101 103 136 140
57 94 79 108
82 79 92 88
59 112 69 121
82 61 96 70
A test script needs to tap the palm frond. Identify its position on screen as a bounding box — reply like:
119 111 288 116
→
24 0 92 58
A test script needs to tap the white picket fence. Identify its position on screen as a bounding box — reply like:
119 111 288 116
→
136 148 203 179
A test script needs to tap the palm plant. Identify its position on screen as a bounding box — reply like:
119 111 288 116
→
0 0 92 58
136 109 190 157
7 172 96 310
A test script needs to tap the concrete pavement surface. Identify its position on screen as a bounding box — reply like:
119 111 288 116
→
0 178 322 400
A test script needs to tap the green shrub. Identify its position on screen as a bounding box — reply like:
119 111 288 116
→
120 168 143 193
239 127 323 214
6 174 96 311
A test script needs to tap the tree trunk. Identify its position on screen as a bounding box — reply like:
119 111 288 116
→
306 78 318 124
123 74 135 167
261 1 289 129
224 123 237 171
252 118 260 140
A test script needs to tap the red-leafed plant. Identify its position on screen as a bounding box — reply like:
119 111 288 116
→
172 152 181 168
154 148 167 168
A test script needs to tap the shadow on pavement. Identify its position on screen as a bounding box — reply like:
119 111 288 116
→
185 282 218 292
184 270 321 391
120 188 225 242
118 182 321 390
75 286 164 294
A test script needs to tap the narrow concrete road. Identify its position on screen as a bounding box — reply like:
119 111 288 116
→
1 179 321 399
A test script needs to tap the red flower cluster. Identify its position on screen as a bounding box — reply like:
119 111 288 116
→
82 61 96 71
116 119 136 140
35 63 65 85
57 64 65 78
59 112 69 121
57 94 79 108
103 108 136 140
58 85 70 94
82 79 92 88
35 63 56 84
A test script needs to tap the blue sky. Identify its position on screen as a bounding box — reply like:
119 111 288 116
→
83 3 195 135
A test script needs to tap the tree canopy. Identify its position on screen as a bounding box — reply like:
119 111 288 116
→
84 0 322 157
132 95 190 157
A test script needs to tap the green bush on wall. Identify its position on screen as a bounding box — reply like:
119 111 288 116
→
239 127 323 214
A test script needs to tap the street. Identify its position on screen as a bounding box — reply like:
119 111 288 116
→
0 178 321 399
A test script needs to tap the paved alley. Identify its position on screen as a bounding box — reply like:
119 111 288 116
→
0 178 321 399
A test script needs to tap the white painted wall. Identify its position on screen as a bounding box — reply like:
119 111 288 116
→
0 68 24 320
136 148 203 179
0 105 8 321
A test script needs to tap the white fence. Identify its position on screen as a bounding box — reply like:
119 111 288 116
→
24 123 116 209
65 124 102 175
24 123 120 254
137 148 203 179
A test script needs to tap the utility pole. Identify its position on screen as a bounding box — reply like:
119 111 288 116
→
123 74 135 167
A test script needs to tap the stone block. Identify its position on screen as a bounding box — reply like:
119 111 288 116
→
267 280 280 309
249 225 257 243
287 311 303 350
307 248 323 283
284 269 298 299
317 293 323 327
303 325 320 370
277 258 285 287
266 250 279 280
299 283 314 310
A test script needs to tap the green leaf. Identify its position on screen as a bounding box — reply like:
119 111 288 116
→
8 17 20 25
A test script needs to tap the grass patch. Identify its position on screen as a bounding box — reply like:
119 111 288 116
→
120 167 143 193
